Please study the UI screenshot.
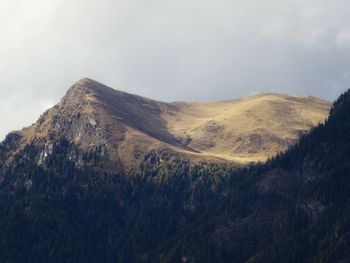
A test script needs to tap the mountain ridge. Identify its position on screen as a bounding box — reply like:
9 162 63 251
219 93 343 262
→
1 78 331 172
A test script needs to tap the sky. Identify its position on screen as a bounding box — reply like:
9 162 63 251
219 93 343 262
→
1 0 350 140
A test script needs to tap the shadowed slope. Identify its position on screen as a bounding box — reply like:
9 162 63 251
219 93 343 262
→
69 78 185 148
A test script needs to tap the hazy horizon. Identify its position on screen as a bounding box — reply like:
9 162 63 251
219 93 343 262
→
1 0 350 139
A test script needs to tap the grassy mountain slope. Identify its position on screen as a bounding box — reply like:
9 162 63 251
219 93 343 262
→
0 78 330 174
165 93 329 162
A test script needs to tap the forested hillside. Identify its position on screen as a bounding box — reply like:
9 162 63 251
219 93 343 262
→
0 89 349 263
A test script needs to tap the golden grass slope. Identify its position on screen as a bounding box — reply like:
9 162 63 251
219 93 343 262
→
164 94 330 163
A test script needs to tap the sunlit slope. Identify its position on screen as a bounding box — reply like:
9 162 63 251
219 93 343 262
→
164 93 330 162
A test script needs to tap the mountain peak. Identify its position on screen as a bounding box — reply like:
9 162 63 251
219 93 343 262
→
75 77 96 85
61 78 123 112
64 78 143 108
70 77 103 90
65 78 106 101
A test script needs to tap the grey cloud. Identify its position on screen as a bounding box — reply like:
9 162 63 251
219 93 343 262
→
1 0 350 139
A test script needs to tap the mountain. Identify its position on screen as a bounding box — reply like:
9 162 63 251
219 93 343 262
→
165 92 329 162
0 78 330 175
165 88 350 263
1 79 348 263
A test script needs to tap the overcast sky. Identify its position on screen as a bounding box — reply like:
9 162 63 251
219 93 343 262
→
1 0 350 140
